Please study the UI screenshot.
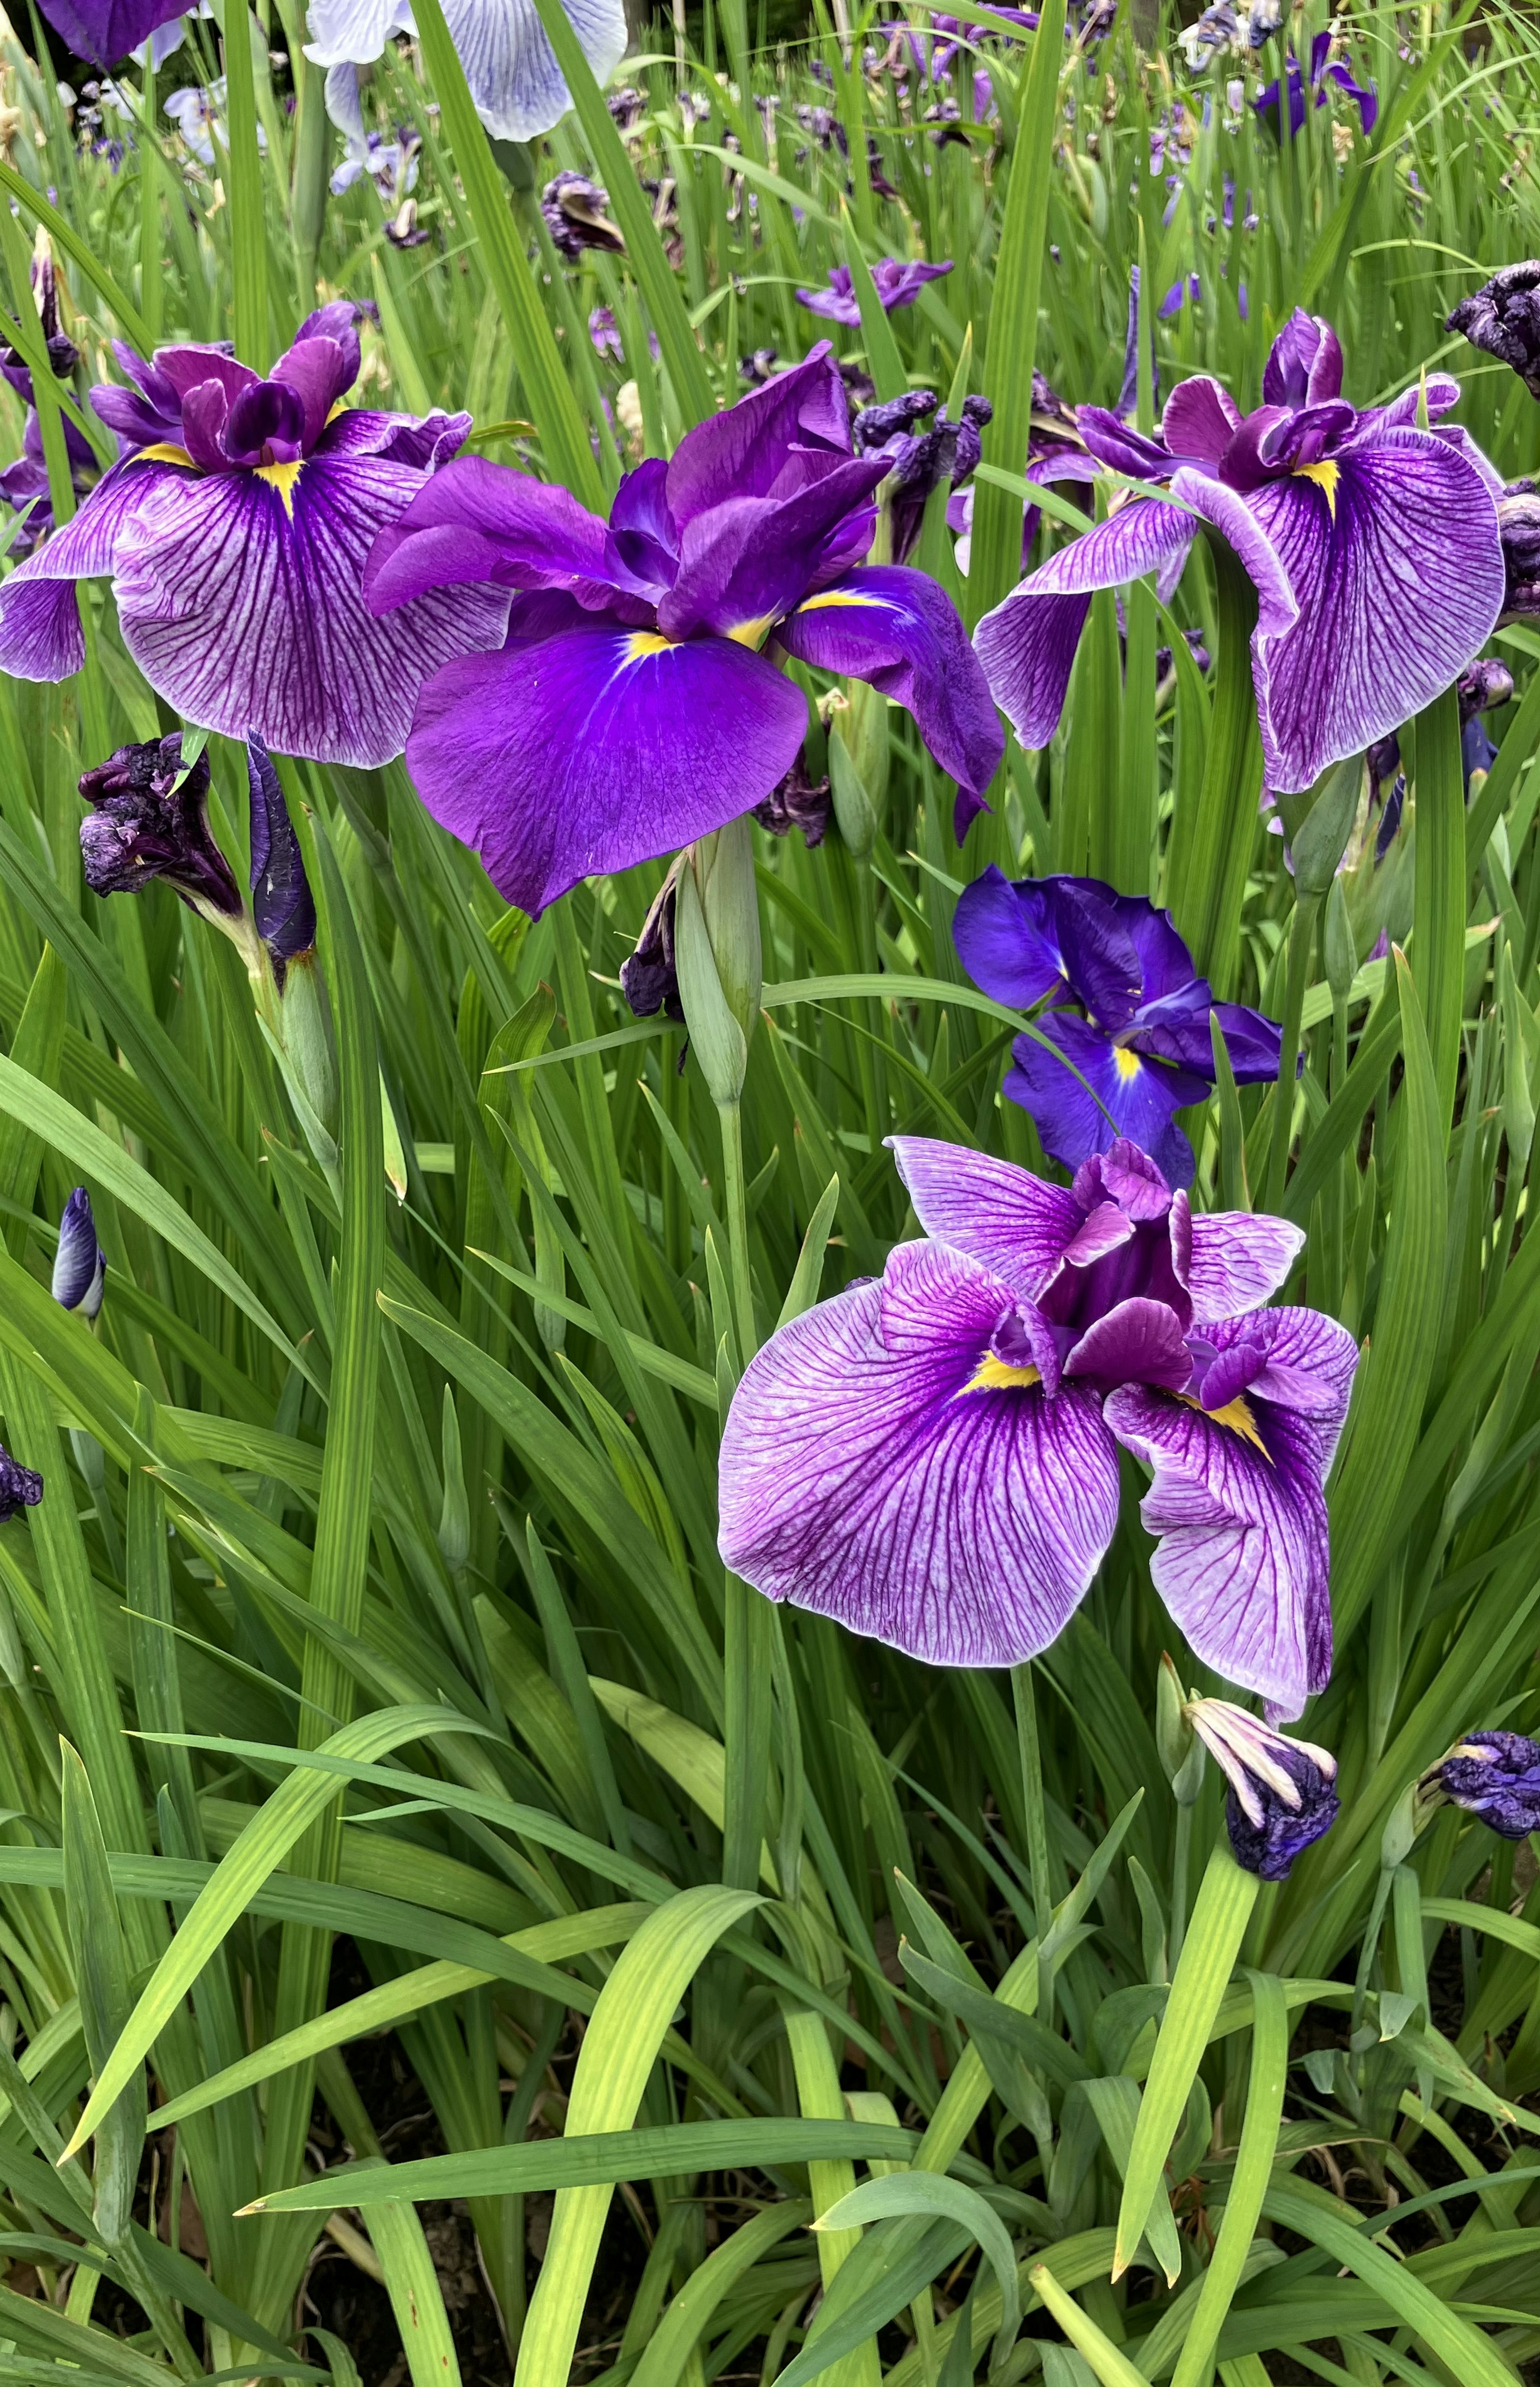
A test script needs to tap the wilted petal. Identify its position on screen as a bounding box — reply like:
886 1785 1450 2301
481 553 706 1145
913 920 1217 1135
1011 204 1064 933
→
973 497 1194 750
1240 429 1506 791
887 1136 1081 1296
718 1239 1122 1667
0 1444 44 1521
778 564 1004 803
111 443 510 767
1186 1211 1305 1321
405 606 807 914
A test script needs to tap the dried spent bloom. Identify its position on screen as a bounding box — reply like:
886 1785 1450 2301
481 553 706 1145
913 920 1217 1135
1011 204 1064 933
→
52 1186 106 1322
541 170 624 260
1420 1732 1540 1840
78 735 242 923
754 749 832 846
1447 264 1540 403
1186 1697 1339 1878
0 1447 43 1523
1497 480 1540 618
620 861 685 1023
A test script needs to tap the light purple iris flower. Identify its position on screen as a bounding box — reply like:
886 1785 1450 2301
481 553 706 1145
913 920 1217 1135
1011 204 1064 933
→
0 303 507 768
954 867 1283 1187
719 1135 1357 1720
797 260 954 327
363 343 1003 913
973 308 1508 793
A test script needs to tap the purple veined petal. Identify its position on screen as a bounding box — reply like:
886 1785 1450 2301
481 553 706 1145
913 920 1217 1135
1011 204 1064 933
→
36 0 188 65
1106 895 1199 1004
296 301 369 381
153 347 261 409
304 0 417 69
1262 308 1342 408
1076 410 1175 479
777 564 1005 804
0 452 196 681
1365 374 1461 434
886 1137 1082 1298
665 344 851 527
270 336 353 450
656 456 888 643
440 0 627 141
952 865 1066 1008
1063 1294 1194 1393
1021 446 1103 558
404 614 808 914
1217 1304 1358 1464
322 408 474 472
972 496 1194 750
717 1238 1123 1669
364 452 614 609
0 578 87 678
111 447 511 769
1165 468 1300 649
1003 1010 1207 1188
1104 1381 1333 1719
1161 376 1243 467
1238 428 1505 792
1186 1211 1304 1322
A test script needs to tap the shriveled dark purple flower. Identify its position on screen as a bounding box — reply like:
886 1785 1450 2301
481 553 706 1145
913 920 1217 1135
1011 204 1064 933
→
1447 264 1540 403
1186 1697 1339 1878
853 389 992 564
0 304 505 766
365 344 1002 910
1254 33 1377 138
247 734 316 982
1421 1732 1540 1840
78 734 242 921
796 258 953 327
1497 480 1540 618
954 869 1284 1186
541 171 623 260
720 1135 1354 1716
1 255 79 400
608 84 644 131
620 862 684 1023
52 1187 105 1322
975 308 1507 793
1362 653 1512 832
754 748 832 846
0 1447 44 1522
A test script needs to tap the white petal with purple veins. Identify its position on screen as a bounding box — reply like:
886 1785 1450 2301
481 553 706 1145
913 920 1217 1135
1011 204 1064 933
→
1186 1210 1305 1321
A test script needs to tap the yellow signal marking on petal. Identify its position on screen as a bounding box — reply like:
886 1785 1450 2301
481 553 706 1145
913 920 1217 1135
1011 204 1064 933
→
726 614 776 649
255 459 304 519
1293 458 1339 519
133 442 199 470
1181 1390 1272 1461
623 630 675 664
962 1355 1042 1395
326 400 346 425
1112 1046 1143 1082
795 590 887 612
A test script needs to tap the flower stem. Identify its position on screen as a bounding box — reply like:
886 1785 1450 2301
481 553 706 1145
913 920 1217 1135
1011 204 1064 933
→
1265 888 1319 1213
1166 534 1261 996
1410 683 1465 1131
719 1097 772 1898
717 1097 757 1369
1169 1799 1193 1972
1011 1661 1055 2010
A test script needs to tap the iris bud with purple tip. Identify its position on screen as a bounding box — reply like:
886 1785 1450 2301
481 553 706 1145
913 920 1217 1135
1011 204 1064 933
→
78 736 244 927
1186 1697 1339 1879
1420 1731 1540 1840
247 734 317 986
541 171 623 259
52 1187 105 1322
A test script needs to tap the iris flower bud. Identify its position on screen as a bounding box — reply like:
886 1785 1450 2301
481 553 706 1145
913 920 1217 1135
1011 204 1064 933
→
52 1187 105 1322
673 819 762 1109
1419 1732 1540 1841
247 735 317 987
1186 1698 1340 1880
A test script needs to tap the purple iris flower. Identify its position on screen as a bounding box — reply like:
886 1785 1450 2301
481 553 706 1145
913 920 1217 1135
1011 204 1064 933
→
1186 1698 1338 1878
37 0 188 65
719 1134 1356 1719
0 304 505 767
796 259 953 327
52 1187 106 1322
954 868 1284 1188
1421 1732 1540 1840
974 308 1507 794
1255 34 1378 140
363 343 1003 913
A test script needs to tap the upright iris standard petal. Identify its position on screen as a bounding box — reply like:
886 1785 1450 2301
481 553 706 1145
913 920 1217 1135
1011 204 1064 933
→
305 0 626 142
1420 1732 1540 1840
718 1238 1123 1668
52 1188 106 1322
889 1136 1082 1294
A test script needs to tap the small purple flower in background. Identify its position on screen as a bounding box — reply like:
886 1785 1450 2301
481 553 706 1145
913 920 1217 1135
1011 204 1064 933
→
1420 1732 1540 1839
954 869 1284 1187
0 257 99 554
1186 1697 1339 1877
974 307 1507 795
1177 3 1240 67
0 303 506 767
1254 34 1378 139
589 305 624 363
363 343 1001 911
1447 262 1540 401
1363 655 1512 851
853 387 991 565
247 735 317 984
52 1187 106 1323
541 171 624 260
304 0 626 145
77 734 243 925
720 1134 1356 1718
796 258 953 327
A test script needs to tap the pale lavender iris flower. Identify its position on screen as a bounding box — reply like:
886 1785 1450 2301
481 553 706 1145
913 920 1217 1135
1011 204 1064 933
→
304 0 627 144
364 343 1003 912
974 308 1507 793
719 1134 1357 1720
0 304 507 767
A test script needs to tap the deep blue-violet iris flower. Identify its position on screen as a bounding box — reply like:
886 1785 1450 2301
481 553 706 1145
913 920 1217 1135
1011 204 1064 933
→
1185 1698 1338 1878
0 303 507 766
1254 33 1377 140
1422 1732 1540 1840
796 259 953 327
954 867 1283 1187
974 308 1507 794
38 0 188 63
305 0 626 145
719 1133 1357 1720
364 343 1003 913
